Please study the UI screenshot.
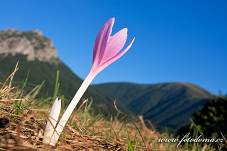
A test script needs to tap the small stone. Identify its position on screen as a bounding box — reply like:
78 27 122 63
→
0 117 9 128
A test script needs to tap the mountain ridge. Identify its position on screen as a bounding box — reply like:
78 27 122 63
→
94 82 213 132
0 54 133 117
0 29 214 133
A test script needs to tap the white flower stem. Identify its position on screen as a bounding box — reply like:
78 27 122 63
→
43 97 61 144
49 71 95 146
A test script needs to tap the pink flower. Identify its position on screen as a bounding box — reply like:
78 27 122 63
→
91 17 135 75
47 18 135 146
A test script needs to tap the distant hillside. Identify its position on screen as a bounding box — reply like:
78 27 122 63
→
0 29 215 133
94 82 214 132
0 54 125 115
0 29 130 116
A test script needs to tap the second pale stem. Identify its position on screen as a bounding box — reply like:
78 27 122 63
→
49 71 95 146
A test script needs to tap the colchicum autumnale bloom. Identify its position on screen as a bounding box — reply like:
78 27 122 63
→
44 17 135 146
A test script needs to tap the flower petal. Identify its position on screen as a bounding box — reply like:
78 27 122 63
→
102 28 128 63
93 18 115 67
98 37 135 72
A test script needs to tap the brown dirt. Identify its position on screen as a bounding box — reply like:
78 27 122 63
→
0 105 125 151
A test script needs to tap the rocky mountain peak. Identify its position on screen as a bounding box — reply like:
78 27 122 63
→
0 29 57 62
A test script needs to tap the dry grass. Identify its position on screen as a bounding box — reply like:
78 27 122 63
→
0 68 165 151
0 65 223 151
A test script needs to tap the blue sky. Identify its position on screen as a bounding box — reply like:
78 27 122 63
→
0 0 226 94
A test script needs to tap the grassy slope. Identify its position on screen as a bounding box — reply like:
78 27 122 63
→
0 54 216 134
0 54 131 117
0 77 164 151
94 82 213 132
0 69 223 151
